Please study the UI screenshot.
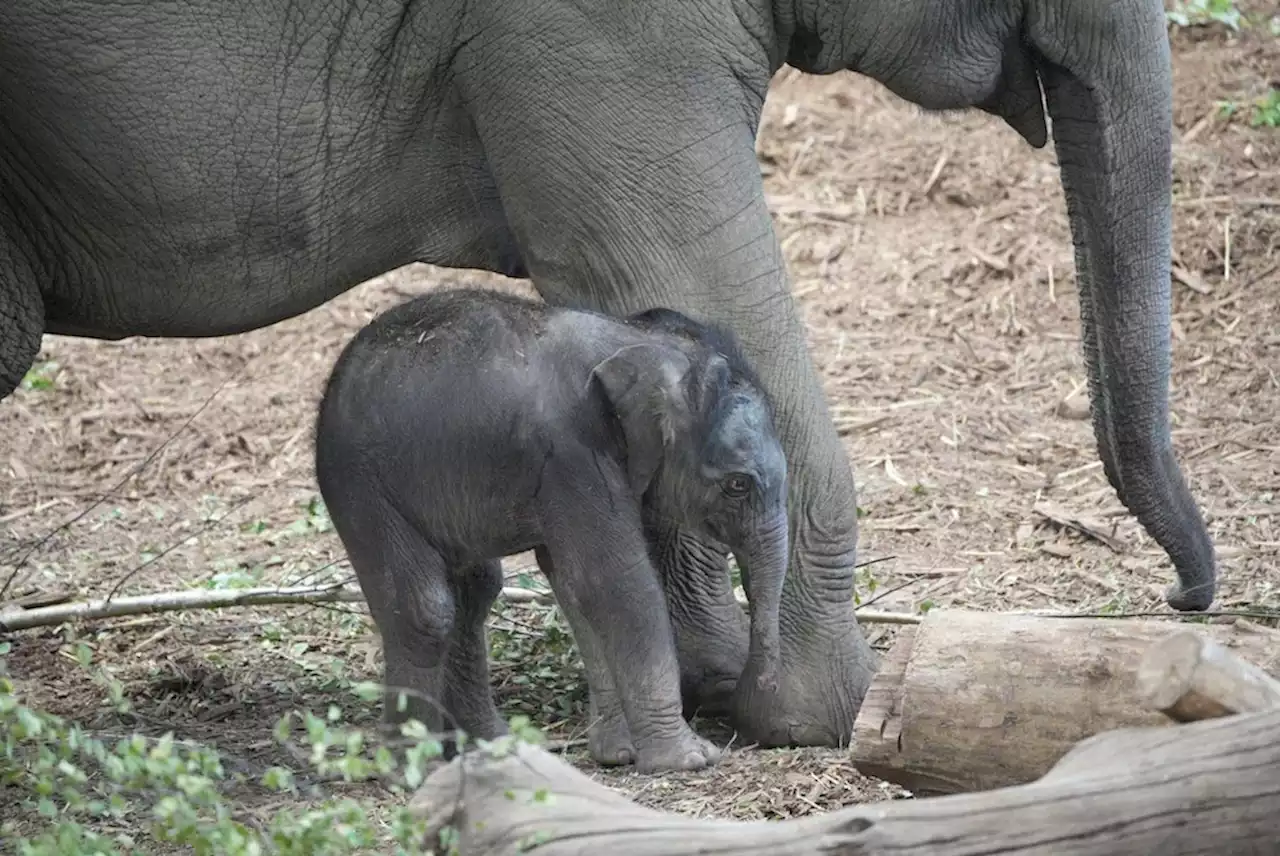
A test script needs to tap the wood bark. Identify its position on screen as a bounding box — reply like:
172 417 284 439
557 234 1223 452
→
1137 627 1280 722
408 706 1280 856
849 609 1280 794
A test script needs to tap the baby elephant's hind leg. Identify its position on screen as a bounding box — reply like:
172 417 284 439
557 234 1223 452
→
442 559 507 741
340 504 456 733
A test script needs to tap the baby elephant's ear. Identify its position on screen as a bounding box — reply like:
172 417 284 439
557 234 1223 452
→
590 343 693 496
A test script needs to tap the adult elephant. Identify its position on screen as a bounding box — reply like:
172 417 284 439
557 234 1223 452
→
0 0 1215 747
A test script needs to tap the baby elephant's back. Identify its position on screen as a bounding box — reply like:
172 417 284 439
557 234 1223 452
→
332 287 543 392
317 288 551 460
315 288 562 550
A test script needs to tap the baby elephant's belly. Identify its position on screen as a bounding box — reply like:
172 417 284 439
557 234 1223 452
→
391 468 548 567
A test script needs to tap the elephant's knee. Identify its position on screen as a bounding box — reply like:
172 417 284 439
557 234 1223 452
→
385 580 456 670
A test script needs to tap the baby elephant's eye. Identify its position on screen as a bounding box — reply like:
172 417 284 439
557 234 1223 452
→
722 473 752 498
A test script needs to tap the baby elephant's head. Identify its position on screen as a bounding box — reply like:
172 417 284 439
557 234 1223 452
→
589 307 788 688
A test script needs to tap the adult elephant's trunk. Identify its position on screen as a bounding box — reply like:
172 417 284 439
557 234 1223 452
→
1027 0 1215 610
733 509 790 692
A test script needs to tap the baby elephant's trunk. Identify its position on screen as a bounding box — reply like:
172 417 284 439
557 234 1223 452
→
736 509 789 692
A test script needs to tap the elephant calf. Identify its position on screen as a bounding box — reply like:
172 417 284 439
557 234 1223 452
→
314 287 789 773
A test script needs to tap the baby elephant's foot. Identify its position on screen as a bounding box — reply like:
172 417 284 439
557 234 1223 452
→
634 730 722 773
588 714 636 766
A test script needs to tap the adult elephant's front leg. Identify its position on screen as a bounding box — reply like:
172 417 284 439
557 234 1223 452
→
648 279 880 747
644 300 878 746
644 522 753 719
458 17 877 747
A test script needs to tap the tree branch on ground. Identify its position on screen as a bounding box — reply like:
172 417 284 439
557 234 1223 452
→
0 584 922 632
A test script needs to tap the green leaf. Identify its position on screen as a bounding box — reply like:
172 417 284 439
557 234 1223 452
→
262 766 295 792
273 712 294 744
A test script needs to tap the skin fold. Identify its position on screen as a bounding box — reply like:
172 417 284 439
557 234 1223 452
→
0 0 1214 747
314 288 789 772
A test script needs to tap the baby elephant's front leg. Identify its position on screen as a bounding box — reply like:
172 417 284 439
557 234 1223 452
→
542 521 721 773
535 547 634 765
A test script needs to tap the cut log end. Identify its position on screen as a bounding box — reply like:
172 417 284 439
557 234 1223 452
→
850 610 1280 795
1136 629 1215 717
404 611 1280 856
1136 628 1280 723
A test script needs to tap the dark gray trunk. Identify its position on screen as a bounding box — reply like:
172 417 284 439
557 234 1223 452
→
1029 0 1215 610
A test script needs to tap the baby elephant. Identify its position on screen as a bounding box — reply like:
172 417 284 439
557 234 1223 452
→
314 287 788 773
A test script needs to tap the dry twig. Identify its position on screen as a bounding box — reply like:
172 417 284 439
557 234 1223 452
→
0 583 926 632
1032 501 1128 552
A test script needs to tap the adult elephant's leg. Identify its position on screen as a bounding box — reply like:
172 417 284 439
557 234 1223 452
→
458 12 877 747
643 521 751 718
0 243 44 402
622 267 878 747
542 185 877 747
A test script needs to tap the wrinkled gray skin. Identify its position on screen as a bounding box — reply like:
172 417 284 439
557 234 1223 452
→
0 0 1215 747
314 288 789 772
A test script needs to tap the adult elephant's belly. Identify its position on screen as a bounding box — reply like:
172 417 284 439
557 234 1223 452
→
0 0 530 341
1 32 521 339
21 125 524 337
37 219 397 341
29 151 523 341
35 196 409 342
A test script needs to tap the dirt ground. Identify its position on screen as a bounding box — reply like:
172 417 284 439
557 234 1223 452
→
2 11 1279 839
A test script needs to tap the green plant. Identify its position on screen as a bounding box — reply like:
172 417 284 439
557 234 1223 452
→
488 601 588 724
1219 90 1280 128
1251 89 1280 128
1167 0 1244 30
289 497 333 536
853 565 880 607
19 361 60 392
727 555 743 590
1 640 546 854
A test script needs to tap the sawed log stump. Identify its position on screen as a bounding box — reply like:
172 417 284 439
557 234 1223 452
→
849 608 1280 794
1136 627 1280 721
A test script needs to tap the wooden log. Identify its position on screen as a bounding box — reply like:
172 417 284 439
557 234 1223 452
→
849 609 1280 795
1136 628 1280 722
408 707 1280 856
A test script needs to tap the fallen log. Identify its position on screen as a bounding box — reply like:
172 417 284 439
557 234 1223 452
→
409 705 1280 856
1137 627 1280 722
849 608 1280 794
